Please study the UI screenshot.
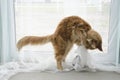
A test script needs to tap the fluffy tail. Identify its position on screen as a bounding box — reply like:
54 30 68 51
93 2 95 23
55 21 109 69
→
17 35 53 51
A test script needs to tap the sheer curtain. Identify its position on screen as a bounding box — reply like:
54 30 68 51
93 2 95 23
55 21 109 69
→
0 0 17 64
0 0 19 79
108 0 120 66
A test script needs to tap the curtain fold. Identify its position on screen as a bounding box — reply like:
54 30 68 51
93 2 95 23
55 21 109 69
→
108 0 120 65
0 0 17 64
0 4 2 63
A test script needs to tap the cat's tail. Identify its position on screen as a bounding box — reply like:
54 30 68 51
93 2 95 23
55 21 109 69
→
17 35 53 51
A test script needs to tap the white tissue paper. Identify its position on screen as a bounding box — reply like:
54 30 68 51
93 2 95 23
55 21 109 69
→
72 46 96 72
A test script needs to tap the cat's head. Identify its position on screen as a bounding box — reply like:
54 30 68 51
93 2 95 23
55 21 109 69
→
85 29 103 51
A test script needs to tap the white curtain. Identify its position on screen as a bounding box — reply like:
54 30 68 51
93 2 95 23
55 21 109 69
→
108 0 120 66
0 0 17 64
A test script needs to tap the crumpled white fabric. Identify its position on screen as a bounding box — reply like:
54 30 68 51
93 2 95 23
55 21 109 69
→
72 46 96 72
0 51 73 80
0 46 120 80
72 46 120 73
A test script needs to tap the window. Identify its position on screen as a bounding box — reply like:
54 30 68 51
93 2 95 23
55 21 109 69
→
15 0 111 53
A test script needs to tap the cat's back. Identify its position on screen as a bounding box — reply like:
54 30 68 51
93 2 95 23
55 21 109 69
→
57 16 83 29
53 16 91 41
55 16 91 33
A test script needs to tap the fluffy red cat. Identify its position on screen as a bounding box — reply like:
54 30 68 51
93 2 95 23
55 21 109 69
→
17 16 102 70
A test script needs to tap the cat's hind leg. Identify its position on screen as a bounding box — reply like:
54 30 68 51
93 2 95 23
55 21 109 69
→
53 45 66 70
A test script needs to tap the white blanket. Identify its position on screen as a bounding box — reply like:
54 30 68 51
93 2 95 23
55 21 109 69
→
72 46 96 72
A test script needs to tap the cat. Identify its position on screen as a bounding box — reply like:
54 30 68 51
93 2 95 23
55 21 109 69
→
17 16 102 70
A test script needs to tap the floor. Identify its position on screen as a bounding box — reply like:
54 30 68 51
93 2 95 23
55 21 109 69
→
9 71 120 80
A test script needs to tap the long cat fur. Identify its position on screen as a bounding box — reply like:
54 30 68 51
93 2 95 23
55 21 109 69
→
17 16 102 70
